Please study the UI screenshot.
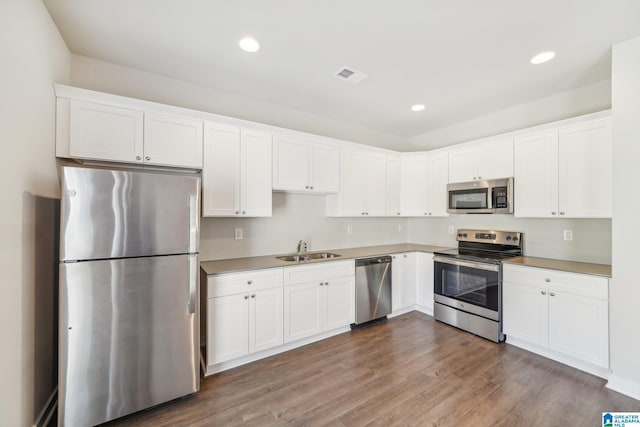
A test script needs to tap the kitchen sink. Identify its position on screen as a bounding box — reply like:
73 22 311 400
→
276 252 341 262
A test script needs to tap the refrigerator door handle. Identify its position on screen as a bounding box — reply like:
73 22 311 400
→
188 254 197 314
188 195 197 253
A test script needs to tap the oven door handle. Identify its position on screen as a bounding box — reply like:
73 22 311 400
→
433 256 500 272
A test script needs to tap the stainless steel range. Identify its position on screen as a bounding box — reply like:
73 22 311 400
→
433 229 523 342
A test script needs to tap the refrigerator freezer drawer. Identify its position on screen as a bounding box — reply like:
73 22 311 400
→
59 254 199 426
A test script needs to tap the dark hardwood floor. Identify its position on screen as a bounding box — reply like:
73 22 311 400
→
107 312 639 426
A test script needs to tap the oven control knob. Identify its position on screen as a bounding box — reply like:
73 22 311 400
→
506 236 512 241
462 233 468 238
457 233 463 237
512 236 518 241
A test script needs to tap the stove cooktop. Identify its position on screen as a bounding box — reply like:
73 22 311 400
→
434 247 522 264
434 229 524 264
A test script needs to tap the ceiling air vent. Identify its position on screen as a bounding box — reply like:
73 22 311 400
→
334 67 368 84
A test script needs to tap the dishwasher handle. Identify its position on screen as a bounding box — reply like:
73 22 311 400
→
355 256 392 267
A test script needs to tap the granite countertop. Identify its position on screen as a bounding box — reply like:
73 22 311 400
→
504 256 611 278
200 243 448 276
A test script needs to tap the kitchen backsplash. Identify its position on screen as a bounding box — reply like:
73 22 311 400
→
200 193 611 264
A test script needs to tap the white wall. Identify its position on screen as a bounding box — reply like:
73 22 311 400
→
0 1 71 426
408 80 611 151
70 54 409 151
408 216 611 264
201 193 407 259
609 35 640 400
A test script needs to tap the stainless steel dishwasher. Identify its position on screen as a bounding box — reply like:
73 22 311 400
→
354 256 392 325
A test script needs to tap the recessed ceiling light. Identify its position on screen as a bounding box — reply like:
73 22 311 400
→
239 37 260 53
530 51 555 65
411 104 426 112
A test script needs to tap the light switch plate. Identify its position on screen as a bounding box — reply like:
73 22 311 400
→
347 225 353 235
234 228 243 240
563 230 573 241
448 225 455 235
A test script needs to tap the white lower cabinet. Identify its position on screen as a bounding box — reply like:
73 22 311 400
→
415 252 434 314
205 268 284 367
503 264 609 376
390 252 417 313
283 260 355 343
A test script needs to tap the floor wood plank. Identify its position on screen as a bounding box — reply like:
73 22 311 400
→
106 312 639 426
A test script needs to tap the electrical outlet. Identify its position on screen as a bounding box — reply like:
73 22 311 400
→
563 230 573 241
234 228 243 240
398 223 402 232
448 225 455 235
347 225 353 235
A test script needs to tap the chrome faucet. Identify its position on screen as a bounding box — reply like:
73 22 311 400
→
296 240 308 253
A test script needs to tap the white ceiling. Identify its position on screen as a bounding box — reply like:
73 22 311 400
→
43 0 640 138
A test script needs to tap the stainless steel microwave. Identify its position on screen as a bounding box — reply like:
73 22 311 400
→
447 177 513 214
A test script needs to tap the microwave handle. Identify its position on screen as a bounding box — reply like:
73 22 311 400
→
434 256 500 272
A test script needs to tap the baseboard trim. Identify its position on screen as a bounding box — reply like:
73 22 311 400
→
33 387 57 427
607 374 640 401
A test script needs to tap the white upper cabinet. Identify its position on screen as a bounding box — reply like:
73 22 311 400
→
202 122 272 217
400 154 428 216
64 99 203 168
272 135 339 193
69 100 144 163
400 152 449 217
143 112 203 168
326 149 386 216
385 155 402 216
448 138 513 183
514 117 612 218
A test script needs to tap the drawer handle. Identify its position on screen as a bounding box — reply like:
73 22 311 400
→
244 295 249 300
319 282 324 286
325 282 329 286
247 280 253 285
251 294 256 298
549 292 556 297
545 278 551 282
541 291 547 295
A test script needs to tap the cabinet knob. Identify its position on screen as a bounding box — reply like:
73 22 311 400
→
325 282 329 286
424 212 427 215
247 280 253 285
428 212 432 216
559 212 565 216
551 211 557 216
244 295 249 300
397 212 401 215
136 155 142 161
403 254 407 258
319 282 324 286
251 294 256 298
541 291 547 295
310 186 314 190
242 211 246 214
145 156 151 161
478 176 482 179
305 186 309 189
392 256 396 259
473 177 477 180
545 278 551 282
549 292 556 297
235 211 240 214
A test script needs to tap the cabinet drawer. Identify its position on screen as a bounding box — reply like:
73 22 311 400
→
207 268 283 297
503 264 608 300
284 259 355 285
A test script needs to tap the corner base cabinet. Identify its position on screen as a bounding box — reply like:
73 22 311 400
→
503 264 609 377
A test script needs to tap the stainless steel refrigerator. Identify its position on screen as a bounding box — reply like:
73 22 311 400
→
58 165 200 426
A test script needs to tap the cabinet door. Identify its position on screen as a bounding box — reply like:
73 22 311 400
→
144 113 203 168
202 123 241 216
365 153 387 216
502 282 548 347
284 282 323 343
448 148 477 183
272 135 309 191
309 143 340 193
386 156 402 216
401 155 428 216
514 131 559 218
403 252 417 307
391 254 405 312
207 294 249 365
339 150 366 216
558 119 612 218
426 152 449 217
69 100 144 163
416 252 434 311
325 276 355 330
476 139 513 180
548 291 609 368
249 288 284 353
241 129 272 217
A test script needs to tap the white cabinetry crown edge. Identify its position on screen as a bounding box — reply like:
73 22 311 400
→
53 84 398 157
